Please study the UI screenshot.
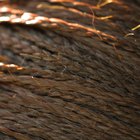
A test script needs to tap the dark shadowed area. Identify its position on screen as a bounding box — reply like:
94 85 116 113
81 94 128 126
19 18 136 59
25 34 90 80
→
0 0 140 140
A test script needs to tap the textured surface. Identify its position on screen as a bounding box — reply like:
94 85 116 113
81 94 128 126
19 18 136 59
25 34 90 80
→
0 0 140 140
